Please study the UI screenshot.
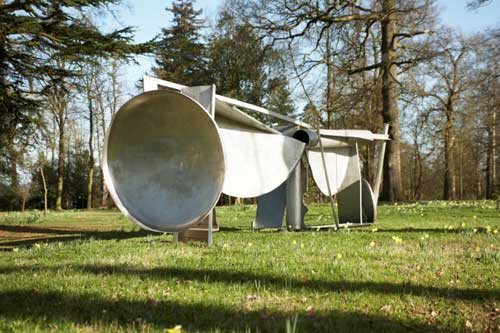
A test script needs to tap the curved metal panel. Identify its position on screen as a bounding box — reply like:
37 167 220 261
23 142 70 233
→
254 180 287 230
103 90 225 232
307 146 361 196
219 128 305 198
362 179 376 223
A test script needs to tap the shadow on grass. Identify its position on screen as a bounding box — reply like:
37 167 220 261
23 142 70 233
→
0 224 156 248
0 289 450 332
1 264 497 303
218 226 246 232
350 227 493 234
73 265 499 302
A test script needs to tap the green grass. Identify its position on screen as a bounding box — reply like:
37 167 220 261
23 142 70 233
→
0 201 499 332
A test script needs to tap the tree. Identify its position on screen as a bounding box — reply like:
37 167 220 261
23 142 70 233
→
1 1 149 210
207 9 267 105
265 75 295 117
83 64 97 210
42 61 71 211
0 0 143 158
232 0 437 201
409 31 473 200
153 0 207 86
470 28 499 199
208 8 295 124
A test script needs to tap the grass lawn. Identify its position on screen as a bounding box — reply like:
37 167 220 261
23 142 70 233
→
0 201 499 332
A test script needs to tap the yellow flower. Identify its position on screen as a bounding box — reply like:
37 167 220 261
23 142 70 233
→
473 215 477 219
461 223 466 228
391 236 403 243
473 228 478 233
494 229 499 235
12 248 19 252
372 228 378 233
419 234 430 241
166 325 182 333
292 240 297 245
247 242 253 247
475 246 481 252
300 243 305 249
336 253 343 259
369 241 376 247
486 226 492 233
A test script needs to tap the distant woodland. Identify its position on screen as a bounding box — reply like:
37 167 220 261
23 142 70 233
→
0 0 498 211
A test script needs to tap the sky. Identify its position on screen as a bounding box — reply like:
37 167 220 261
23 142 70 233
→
103 0 500 96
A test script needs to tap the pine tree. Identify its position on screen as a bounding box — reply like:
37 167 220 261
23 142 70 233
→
0 0 146 160
1 1 149 210
207 10 267 105
153 0 207 86
266 75 295 118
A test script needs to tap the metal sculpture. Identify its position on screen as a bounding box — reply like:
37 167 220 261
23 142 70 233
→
103 76 389 240
254 127 389 230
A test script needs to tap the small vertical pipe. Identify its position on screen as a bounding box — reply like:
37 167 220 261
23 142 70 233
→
317 129 340 230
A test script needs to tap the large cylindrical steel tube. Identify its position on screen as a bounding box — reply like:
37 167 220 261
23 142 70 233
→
103 90 225 232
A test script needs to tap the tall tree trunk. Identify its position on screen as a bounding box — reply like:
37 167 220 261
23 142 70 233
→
459 142 463 199
443 100 456 200
325 27 334 129
379 0 403 202
476 159 482 199
86 81 95 210
0 18 8 92
96 87 110 207
56 118 64 210
40 166 48 216
55 118 64 211
492 106 497 195
486 78 497 199
486 126 493 199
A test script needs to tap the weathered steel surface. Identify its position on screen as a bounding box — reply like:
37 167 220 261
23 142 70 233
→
307 146 361 196
254 180 287 230
319 129 389 144
253 160 309 231
285 160 308 230
143 75 312 129
361 179 376 223
103 90 225 232
219 128 305 198
336 179 377 224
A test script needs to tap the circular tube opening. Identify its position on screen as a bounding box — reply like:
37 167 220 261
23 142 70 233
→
103 90 225 232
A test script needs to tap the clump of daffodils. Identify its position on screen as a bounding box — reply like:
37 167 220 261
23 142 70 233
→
391 236 403 243
420 234 430 241
166 325 182 333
